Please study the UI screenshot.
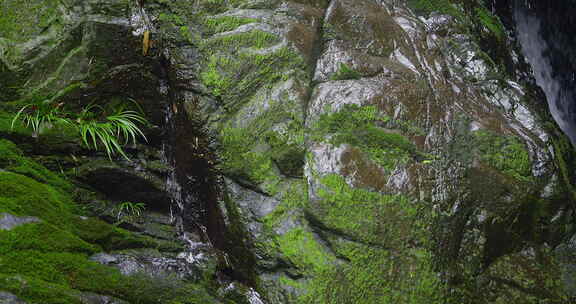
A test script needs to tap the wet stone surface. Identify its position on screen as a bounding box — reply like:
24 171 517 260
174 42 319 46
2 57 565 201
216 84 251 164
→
0 213 40 231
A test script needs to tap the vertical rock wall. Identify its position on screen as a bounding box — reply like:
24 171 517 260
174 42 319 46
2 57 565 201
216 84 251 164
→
1 0 575 303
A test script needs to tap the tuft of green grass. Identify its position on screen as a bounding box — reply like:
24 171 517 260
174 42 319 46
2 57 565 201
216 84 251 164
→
76 104 148 160
11 97 148 160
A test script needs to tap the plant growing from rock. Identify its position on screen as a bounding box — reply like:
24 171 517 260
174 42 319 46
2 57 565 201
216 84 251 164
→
11 97 148 159
10 99 69 138
113 201 146 225
75 103 148 159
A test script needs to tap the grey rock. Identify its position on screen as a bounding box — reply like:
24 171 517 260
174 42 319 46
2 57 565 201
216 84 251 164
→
75 160 171 211
90 253 119 265
79 292 128 304
0 213 40 231
90 247 214 281
227 179 280 219
0 292 27 304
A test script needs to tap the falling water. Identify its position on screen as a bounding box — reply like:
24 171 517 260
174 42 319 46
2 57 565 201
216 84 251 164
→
160 79 209 265
513 0 576 146
134 3 266 302
160 73 267 304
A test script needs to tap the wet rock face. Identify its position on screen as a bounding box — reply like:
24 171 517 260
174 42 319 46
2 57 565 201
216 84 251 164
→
0 0 236 303
1 0 575 303
0 291 27 304
75 158 172 211
192 0 574 303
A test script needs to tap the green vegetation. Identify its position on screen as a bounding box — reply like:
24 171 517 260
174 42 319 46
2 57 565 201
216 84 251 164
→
473 130 532 182
219 126 283 194
203 16 257 34
330 62 361 81
312 104 425 172
300 244 443 304
203 29 278 50
270 173 443 304
198 0 250 14
0 139 222 303
0 0 62 43
474 6 505 41
263 179 308 226
201 47 303 111
11 95 148 159
277 227 334 272
407 0 463 19
112 202 146 225
0 139 73 193
218 99 305 193
550 134 576 200
316 174 418 244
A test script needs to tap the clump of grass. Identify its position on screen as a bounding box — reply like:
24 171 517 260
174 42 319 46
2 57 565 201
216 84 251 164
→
75 103 148 159
11 97 148 160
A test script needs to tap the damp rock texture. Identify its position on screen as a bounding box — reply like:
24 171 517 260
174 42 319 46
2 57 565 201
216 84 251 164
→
188 0 576 303
1 0 576 303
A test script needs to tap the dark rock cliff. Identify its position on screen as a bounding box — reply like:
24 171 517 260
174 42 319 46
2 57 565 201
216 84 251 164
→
1 0 575 303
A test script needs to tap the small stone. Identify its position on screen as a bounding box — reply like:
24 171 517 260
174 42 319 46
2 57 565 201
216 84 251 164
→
0 291 27 304
0 213 41 231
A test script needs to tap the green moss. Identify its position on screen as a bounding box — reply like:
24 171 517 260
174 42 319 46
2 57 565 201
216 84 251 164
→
406 0 463 18
475 6 505 41
473 130 533 182
313 104 423 172
550 135 576 200
219 126 282 193
270 174 442 303
263 180 308 226
315 174 418 244
203 16 257 34
218 99 305 192
276 227 334 272
199 0 250 14
0 139 75 192
0 0 62 43
301 243 443 304
0 222 97 254
204 29 277 50
0 139 220 303
200 47 304 111
72 217 158 251
0 171 74 227
0 273 82 304
0 221 119 303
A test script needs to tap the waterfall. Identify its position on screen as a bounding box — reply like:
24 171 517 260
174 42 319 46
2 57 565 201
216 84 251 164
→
132 2 265 302
160 77 210 265
513 0 576 146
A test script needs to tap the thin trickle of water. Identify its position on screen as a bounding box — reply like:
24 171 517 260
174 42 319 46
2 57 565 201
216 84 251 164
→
247 288 265 304
160 82 204 242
